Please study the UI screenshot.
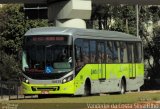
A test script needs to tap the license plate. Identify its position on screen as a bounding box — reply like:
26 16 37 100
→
41 91 49 94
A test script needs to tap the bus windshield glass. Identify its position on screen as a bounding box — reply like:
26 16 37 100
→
23 36 72 79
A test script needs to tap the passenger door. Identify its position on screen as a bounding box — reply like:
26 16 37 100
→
97 42 106 81
128 43 136 79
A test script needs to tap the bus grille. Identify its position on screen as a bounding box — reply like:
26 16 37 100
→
31 86 60 91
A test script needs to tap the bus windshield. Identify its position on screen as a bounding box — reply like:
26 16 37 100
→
24 44 73 79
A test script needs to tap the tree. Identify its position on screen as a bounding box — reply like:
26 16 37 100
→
90 5 137 35
0 4 48 80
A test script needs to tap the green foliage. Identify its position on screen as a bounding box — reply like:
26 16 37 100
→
0 4 48 80
0 4 48 54
91 5 137 35
0 52 20 80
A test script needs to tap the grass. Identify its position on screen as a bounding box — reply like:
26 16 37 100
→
1 92 160 109
3 92 160 104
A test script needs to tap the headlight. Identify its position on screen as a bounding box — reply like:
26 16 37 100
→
25 79 29 83
22 77 29 84
62 74 73 84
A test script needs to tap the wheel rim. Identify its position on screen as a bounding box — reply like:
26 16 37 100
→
121 85 124 94
121 80 125 94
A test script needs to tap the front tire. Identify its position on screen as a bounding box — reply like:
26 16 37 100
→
84 81 91 96
38 94 46 99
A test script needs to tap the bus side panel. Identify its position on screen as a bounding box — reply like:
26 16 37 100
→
74 63 144 95
126 63 144 91
74 64 93 95
136 63 144 77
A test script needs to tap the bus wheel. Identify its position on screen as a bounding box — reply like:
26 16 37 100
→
120 80 126 94
84 80 91 96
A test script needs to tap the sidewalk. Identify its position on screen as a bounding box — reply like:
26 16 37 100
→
0 96 9 101
0 95 38 101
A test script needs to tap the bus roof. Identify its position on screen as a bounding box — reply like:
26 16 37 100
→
25 27 141 41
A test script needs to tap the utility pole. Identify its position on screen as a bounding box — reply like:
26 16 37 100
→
136 4 140 38
0 33 2 81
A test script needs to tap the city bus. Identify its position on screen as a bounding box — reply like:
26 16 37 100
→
21 27 144 97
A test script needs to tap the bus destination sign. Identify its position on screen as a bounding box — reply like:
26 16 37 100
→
32 36 66 41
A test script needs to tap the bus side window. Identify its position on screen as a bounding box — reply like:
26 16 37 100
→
75 46 81 60
82 40 89 64
120 42 128 63
106 41 113 63
138 43 143 62
113 42 119 63
74 39 84 73
90 40 96 63
127 43 133 63
134 42 142 63
97 43 101 63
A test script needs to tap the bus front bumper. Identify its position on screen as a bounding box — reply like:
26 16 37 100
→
22 80 75 95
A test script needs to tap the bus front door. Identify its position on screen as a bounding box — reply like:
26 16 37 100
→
128 43 136 79
97 42 106 81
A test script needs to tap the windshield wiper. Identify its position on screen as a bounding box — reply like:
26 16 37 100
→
46 44 55 48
